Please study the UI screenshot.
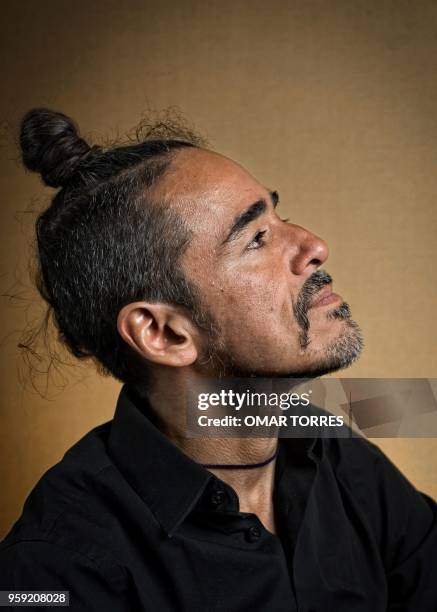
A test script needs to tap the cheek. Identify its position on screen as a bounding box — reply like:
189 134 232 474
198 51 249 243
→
213 277 298 342
212 275 272 318
185 250 298 338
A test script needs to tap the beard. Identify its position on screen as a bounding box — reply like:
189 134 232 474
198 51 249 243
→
291 301 363 378
193 271 364 380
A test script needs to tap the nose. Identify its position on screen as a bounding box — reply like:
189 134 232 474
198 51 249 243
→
287 224 329 276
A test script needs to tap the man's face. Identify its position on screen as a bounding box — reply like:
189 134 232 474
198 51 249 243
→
154 147 363 378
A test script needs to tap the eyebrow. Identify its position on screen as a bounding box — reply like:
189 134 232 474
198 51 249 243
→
221 190 279 245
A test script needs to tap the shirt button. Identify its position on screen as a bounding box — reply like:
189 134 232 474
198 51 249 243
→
210 489 225 507
245 524 262 542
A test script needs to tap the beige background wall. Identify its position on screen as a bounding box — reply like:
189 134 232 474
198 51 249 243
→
1 0 437 538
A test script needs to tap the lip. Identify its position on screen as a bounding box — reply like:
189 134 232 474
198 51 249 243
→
310 285 342 309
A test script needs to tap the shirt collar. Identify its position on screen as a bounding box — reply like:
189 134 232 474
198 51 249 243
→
108 385 213 537
108 385 319 537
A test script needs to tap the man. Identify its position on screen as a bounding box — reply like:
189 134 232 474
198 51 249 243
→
1 108 436 611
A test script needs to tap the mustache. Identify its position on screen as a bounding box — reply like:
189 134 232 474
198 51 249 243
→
293 269 333 333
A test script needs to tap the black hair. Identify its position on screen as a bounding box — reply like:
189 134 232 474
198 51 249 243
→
18 107 215 387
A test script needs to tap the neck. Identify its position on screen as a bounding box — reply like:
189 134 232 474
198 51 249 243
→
136 369 279 533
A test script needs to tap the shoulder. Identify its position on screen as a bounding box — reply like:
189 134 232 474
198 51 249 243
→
322 434 437 568
323 433 434 512
0 421 128 590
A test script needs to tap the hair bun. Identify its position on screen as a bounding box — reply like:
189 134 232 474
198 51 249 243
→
19 108 92 188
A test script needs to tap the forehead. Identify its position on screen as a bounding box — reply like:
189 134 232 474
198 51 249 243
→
152 148 269 242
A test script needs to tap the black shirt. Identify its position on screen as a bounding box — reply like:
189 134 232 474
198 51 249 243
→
1 385 436 611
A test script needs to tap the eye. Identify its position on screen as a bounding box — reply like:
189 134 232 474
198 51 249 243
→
247 229 267 250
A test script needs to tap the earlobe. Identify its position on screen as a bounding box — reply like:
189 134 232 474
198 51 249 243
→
117 302 198 367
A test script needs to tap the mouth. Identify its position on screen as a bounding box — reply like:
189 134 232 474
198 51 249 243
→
309 284 342 309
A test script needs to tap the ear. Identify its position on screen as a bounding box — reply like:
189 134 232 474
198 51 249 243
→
117 302 199 367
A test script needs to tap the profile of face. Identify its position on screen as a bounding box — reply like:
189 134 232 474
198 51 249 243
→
137 147 363 379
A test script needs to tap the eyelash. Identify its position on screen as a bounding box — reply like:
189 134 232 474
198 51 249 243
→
246 218 290 250
247 230 267 249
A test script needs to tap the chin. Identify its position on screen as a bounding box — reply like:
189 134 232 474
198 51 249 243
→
204 308 364 380
311 318 364 376
278 316 364 380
